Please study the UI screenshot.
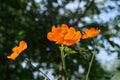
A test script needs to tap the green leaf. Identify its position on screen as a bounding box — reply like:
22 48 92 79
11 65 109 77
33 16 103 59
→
111 72 120 80
64 47 77 54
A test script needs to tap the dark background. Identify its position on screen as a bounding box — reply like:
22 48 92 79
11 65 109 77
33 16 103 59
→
0 0 120 80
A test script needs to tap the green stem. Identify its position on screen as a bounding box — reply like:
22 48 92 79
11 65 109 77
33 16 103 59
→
60 44 68 80
86 53 95 80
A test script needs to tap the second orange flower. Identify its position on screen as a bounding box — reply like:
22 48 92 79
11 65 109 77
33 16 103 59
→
47 24 81 46
7 40 27 60
82 27 101 39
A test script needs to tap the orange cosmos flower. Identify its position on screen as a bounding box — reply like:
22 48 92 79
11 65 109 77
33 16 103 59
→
47 24 81 46
82 27 101 39
7 40 27 60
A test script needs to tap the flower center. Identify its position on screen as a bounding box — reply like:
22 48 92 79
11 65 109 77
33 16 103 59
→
61 29 67 35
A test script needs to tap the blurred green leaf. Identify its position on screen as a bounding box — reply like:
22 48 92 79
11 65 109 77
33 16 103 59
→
111 72 120 80
64 46 77 54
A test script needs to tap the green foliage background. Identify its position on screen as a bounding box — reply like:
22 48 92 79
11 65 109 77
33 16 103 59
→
0 0 120 80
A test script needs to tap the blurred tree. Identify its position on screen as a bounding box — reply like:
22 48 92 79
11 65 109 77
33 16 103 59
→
0 0 120 80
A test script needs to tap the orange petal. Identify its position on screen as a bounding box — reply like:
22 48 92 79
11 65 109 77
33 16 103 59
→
64 27 75 40
82 34 88 39
84 29 89 34
61 24 69 30
47 32 55 41
69 27 75 33
61 24 69 33
72 31 81 41
63 39 77 46
55 33 63 43
52 25 62 34
19 41 27 50
12 46 19 52
52 26 57 33
7 52 19 60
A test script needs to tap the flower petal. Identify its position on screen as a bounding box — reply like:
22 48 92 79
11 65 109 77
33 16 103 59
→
47 32 55 41
61 24 69 30
64 27 75 40
52 26 58 33
7 52 19 60
72 31 81 41
19 41 27 50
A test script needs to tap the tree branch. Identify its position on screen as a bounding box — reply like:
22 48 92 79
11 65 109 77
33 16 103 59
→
72 0 94 26
71 0 81 20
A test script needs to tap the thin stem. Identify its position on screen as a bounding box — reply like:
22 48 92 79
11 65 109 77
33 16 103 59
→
60 45 66 71
86 52 95 80
25 58 50 80
60 44 68 80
